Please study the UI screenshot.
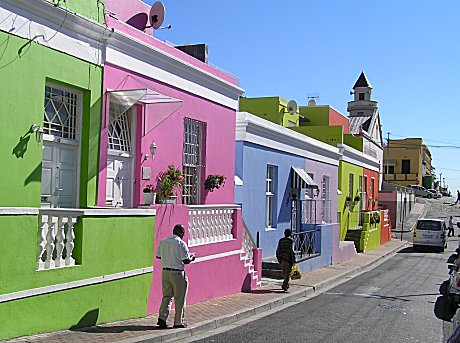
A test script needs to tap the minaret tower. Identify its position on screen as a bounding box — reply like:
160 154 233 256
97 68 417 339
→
347 71 378 117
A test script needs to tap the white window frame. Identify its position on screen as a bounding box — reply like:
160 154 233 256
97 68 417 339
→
183 118 206 205
266 165 277 229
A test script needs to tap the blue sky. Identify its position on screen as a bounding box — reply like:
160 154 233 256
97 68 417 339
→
144 0 460 193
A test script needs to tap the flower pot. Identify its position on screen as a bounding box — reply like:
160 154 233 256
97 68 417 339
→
159 195 177 204
143 192 156 205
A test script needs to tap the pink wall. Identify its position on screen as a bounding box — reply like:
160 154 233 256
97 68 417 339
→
98 64 236 207
329 108 350 134
380 209 391 244
331 223 357 264
146 205 259 315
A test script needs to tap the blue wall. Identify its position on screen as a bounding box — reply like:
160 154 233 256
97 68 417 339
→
235 141 305 258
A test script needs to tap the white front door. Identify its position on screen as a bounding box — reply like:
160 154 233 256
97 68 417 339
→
41 83 81 208
106 107 135 208
41 140 78 208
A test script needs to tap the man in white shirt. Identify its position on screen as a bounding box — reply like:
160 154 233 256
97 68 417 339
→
156 224 195 329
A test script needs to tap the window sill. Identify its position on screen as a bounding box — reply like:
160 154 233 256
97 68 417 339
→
265 227 277 232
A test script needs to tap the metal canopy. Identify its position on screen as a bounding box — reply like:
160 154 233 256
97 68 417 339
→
291 167 319 189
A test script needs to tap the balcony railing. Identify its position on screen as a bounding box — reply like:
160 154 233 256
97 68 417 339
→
300 199 331 224
38 209 83 271
242 219 257 265
188 205 238 247
292 229 321 259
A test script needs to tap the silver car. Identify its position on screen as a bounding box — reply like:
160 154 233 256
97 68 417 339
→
409 185 433 198
428 189 442 199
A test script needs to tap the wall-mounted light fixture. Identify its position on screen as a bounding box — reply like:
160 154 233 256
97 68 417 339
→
144 139 157 161
30 124 44 143
314 188 320 197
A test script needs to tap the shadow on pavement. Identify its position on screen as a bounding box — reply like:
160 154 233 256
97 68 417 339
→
397 246 443 254
71 325 158 333
242 288 286 294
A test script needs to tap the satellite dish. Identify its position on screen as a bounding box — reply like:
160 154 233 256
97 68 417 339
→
149 2 165 29
126 13 149 31
308 99 316 107
287 100 298 114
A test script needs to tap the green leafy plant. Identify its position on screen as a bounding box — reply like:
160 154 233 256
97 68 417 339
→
345 196 352 202
157 165 185 201
354 195 361 202
204 174 226 192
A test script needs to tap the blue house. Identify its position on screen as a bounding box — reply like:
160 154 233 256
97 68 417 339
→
235 112 345 274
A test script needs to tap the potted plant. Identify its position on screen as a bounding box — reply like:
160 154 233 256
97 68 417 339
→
204 174 226 192
157 165 185 204
345 196 352 207
354 195 361 203
142 184 156 205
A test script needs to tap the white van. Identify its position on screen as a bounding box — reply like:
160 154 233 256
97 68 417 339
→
413 218 447 252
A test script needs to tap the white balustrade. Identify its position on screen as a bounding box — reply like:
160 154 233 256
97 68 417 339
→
38 209 81 271
188 205 238 247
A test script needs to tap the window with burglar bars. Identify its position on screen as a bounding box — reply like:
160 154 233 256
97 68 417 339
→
43 84 79 139
108 111 132 153
349 173 354 199
266 165 277 228
183 118 206 205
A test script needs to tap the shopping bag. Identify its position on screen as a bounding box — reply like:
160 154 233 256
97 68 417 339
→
290 264 302 280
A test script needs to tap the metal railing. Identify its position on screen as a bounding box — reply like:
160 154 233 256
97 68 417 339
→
291 229 321 260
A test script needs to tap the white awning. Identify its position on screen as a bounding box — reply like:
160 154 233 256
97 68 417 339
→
108 89 183 122
291 167 319 189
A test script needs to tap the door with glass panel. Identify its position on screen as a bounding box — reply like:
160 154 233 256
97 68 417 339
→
41 84 80 208
106 108 135 208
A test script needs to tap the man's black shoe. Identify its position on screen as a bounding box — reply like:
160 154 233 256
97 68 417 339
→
157 318 168 329
173 323 188 328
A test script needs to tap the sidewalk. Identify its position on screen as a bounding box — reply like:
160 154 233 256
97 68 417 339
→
5 239 407 343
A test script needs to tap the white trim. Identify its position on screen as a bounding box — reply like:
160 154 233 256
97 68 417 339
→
0 0 109 65
0 267 153 303
188 204 240 210
193 249 241 263
236 112 341 166
0 208 39 215
76 208 156 216
234 175 244 186
338 144 380 171
107 47 241 110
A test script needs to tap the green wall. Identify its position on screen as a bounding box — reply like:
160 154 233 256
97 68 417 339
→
239 96 299 127
344 134 364 151
0 32 103 207
289 126 343 147
299 106 330 126
360 211 381 252
338 161 363 240
0 214 155 339
52 0 106 23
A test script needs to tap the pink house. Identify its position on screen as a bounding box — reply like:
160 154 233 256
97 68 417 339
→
99 0 261 314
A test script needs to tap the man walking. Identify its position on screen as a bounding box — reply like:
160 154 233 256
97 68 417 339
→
276 229 296 292
455 190 460 205
156 224 196 329
448 216 454 237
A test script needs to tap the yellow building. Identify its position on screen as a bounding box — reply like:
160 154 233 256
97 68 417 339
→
383 138 432 187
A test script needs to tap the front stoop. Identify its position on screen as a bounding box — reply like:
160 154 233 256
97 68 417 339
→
345 229 364 252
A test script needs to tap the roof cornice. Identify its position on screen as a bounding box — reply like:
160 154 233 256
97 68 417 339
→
236 112 341 166
106 30 244 101
338 144 380 171
1 0 112 46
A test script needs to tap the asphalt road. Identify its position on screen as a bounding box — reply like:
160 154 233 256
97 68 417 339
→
184 198 460 343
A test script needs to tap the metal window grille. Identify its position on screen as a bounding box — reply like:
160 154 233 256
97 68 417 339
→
321 176 331 222
349 173 354 199
108 112 132 153
266 165 276 228
183 118 206 205
43 85 78 139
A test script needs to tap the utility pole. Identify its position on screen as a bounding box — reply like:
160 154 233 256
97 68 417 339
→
440 173 442 190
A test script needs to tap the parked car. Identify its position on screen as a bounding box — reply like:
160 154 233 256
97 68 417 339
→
409 185 433 198
428 189 442 199
413 218 447 252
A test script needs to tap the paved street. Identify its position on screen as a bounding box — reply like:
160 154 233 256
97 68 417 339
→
179 198 460 343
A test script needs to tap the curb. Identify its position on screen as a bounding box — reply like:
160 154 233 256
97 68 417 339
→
118 241 407 343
